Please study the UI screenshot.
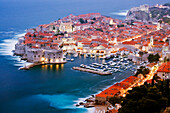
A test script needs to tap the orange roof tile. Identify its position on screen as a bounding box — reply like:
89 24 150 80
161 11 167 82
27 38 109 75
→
157 62 170 73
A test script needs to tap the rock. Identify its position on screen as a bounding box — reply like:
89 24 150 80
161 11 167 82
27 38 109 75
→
79 102 85 105
85 97 95 102
75 104 80 107
84 102 95 108
126 4 170 23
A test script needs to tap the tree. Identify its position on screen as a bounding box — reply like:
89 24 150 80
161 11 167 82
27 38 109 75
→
95 28 103 32
153 74 160 82
139 51 144 57
33 34 36 37
147 53 160 63
57 29 60 33
79 18 87 24
117 24 124 28
92 17 96 20
118 85 168 113
165 39 169 42
54 33 64 36
155 53 160 62
134 66 150 77
109 96 122 105
91 22 94 24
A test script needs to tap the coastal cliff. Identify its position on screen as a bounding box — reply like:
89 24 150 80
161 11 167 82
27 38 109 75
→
126 3 170 24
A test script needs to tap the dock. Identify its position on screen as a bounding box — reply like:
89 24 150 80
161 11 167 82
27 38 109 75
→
72 67 112 75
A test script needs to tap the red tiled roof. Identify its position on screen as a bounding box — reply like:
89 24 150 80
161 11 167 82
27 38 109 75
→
90 43 98 47
101 43 108 48
157 62 170 73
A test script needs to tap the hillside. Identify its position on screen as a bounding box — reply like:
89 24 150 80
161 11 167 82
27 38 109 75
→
126 3 170 24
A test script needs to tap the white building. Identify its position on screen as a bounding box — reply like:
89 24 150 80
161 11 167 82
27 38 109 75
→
59 22 73 33
26 49 44 63
14 36 25 55
44 49 66 64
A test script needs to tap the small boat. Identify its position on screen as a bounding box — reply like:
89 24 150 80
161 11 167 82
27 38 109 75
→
90 64 94 67
105 55 111 60
103 63 107 65
67 58 70 61
80 64 85 68
73 53 78 57
71 58 74 61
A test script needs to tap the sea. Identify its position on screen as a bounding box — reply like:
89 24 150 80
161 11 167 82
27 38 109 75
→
0 0 169 113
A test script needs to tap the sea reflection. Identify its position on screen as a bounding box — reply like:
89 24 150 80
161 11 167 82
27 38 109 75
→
50 64 53 70
61 64 64 69
41 64 64 71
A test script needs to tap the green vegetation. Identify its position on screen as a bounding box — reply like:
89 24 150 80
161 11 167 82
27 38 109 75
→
95 28 103 32
33 34 36 37
163 17 170 25
118 83 169 113
138 51 144 57
117 24 124 28
54 33 64 36
165 39 169 42
91 22 94 24
147 53 160 63
108 73 170 113
109 96 122 105
134 66 150 77
79 18 87 24
57 29 60 33
150 7 170 20
92 17 96 20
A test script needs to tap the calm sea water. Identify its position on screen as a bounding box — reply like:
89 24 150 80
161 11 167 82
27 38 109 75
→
0 0 168 113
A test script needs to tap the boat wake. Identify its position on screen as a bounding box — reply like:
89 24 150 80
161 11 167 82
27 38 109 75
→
110 10 129 16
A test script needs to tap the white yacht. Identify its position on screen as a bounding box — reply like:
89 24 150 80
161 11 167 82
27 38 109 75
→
71 58 74 61
73 53 78 57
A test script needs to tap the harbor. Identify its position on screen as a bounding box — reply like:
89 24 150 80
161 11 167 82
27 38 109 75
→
72 67 112 75
71 54 137 75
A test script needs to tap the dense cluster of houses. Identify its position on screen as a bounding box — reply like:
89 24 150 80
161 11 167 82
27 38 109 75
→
14 13 170 64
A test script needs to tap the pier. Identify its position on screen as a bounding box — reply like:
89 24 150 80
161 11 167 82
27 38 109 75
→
72 67 112 75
